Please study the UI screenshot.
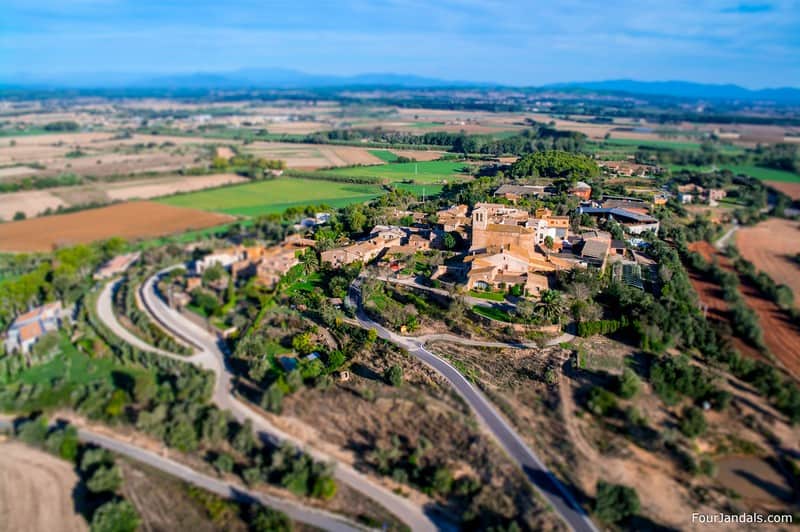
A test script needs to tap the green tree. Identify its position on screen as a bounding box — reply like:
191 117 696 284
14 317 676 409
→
311 474 338 500
535 289 566 325
90 500 140 532
617 369 641 399
261 384 284 414
291 332 315 356
13 211 26 221
385 364 404 386
299 248 319 275
214 453 235 475
248 506 291 532
679 406 707 438
543 235 554 251
594 481 640 525
442 232 457 250
166 420 199 452
87 465 122 494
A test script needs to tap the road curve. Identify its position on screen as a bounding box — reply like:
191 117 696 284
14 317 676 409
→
112 270 441 532
348 280 597 532
0 418 361 532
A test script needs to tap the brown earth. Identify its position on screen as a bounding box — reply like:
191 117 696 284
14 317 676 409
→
737 218 800 299
119 459 247 532
0 201 234 252
0 441 87 532
688 240 800 377
765 181 800 200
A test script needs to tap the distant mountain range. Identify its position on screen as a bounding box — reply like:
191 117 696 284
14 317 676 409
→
1 68 481 90
545 80 800 104
2 69 799 103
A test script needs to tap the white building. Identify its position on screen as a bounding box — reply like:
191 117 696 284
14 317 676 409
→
4 302 63 354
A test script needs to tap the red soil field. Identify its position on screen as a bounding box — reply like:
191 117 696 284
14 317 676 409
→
687 241 800 377
0 201 234 252
765 181 800 200
736 218 800 299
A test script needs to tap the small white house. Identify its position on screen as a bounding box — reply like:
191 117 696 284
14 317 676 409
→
4 302 63 354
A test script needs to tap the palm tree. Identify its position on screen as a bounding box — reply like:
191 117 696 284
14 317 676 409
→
535 289 566 325
299 248 319 275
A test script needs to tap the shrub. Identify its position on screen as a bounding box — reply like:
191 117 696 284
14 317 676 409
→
594 481 640 524
385 365 404 386
679 406 707 439
587 387 617 416
617 369 641 399
90 500 140 532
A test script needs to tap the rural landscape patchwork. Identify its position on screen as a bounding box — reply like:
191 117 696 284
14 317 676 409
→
3 2 800 532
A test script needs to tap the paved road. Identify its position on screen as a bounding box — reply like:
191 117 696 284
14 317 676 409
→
348 280 596 532
120 271 441 532
0 417 361 532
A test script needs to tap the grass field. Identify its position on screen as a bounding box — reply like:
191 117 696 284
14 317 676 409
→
368 149 399 162
591 138 745 156
158 177 383 217
320 160 471 184
3 333 149 411
669 164 800 183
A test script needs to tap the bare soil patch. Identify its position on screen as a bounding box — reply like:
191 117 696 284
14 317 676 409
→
0 189 67 221
765 181 800 200
0 201 234 252
737 218 800 299
0 441 87 532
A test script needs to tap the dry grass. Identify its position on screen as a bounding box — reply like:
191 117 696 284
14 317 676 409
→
0 441 87 532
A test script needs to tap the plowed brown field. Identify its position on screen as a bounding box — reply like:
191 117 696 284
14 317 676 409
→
737 218 800 299
0 201 233 252
687 241 800 377
0 441 87 532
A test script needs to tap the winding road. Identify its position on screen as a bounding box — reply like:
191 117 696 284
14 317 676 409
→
348 280 596 532
0 417 360 532
98 275 440 532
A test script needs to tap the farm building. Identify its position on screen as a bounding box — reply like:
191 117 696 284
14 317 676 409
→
577 207 660 235
4 302 64 354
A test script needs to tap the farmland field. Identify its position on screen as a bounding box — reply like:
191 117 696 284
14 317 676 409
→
669 163 800 183
0 173 247 220
158 177 383 216
320 160 472 183
737 218 800 299
0 442 87 532
0 201 233 252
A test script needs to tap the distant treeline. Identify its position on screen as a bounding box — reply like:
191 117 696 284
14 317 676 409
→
303 123 587 155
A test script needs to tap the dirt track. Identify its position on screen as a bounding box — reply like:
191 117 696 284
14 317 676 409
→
0 441 87 532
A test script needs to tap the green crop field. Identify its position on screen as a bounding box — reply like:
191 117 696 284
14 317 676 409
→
158 177 383 217
320 160 471 184
368 149 399 162
592 138 745 155
669 164 800 183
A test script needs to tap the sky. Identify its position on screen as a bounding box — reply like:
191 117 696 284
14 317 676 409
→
1 0 799 88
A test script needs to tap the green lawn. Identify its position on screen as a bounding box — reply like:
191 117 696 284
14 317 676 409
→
469 290 506 302
670 164 800 183
2 333 151 412
320 160 471 184
368 149 399 163
158 178 383 217
472 305 515 323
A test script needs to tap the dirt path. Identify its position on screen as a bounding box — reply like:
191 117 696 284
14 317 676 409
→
0 441 87 532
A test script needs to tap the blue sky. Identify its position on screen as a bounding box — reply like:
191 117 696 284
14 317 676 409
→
1 0 798 87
